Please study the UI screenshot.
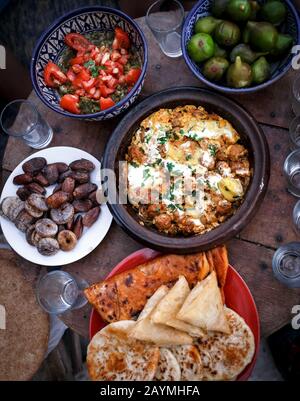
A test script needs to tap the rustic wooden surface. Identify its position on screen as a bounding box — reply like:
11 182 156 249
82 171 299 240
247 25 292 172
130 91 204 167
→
2 15 300 340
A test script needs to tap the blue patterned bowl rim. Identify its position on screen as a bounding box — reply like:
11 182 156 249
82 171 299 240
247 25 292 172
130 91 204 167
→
30 6 148 118
181 0 300 94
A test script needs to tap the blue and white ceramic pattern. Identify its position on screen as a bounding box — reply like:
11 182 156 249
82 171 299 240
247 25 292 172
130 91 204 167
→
31 6 148 120
182 0 300 94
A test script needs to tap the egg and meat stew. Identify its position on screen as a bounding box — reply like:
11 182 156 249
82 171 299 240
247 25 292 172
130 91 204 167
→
126 105 252 236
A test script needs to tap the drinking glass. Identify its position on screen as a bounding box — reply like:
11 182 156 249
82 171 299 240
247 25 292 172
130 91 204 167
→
0 100 53 149
292 74 300 116
289 116 300 150
283 149 300 197
293 200 300 235
146 0 184 58
272 242 300 288
36 271 88 314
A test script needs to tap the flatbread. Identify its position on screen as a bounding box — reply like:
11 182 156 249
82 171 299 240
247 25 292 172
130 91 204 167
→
151 276 205 337
129 287 193 346
87 320 160 381
171 345 202 381
154 348 181 381
177 271 230 334
194 307 255 381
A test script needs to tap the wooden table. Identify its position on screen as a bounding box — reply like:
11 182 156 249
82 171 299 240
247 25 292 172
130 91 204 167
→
2 14 300 340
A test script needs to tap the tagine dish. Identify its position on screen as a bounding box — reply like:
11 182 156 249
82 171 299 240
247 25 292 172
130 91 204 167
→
126 105 251 236
85 246 257 381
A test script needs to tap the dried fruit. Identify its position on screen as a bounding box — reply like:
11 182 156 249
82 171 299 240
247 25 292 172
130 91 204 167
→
62 177 75 194
73 183 97 200
73 199 93 213
35 218 58 238
82 206 100 227
54 162 69 174
13 173 33 185
25 225 36 246
57 230 77 251
43 164 59 185
72 170 90 184
50 203 74 225
88 190 98 205
16 187 31 201
25 201 44 218
25 182 46 195
58 168 73 183
69 158 95 172
37 237 60 256
52 183 62 194
1 196 25 222
33 173 49 187
22 157 46 174
72 215 83 239
15 210 36 232
46 191 70 209
27 193 48 212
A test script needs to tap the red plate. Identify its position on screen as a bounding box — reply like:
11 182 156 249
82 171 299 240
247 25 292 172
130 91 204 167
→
89 248 260 381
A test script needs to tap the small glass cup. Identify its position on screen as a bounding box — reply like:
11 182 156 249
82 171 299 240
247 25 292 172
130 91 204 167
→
289 116 300 150
36 271 88 314
146 0 184 58
292 74 300 116
292 200 300 235
272 242 300 288
283 149 300 197
0 99 53 149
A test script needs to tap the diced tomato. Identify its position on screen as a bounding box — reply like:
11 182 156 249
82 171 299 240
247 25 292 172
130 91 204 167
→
70 56 85 65
112 27 130 50
100 97 115 110
115 62 124 75
125 68 141 85
107 77 119 89
67 69 76 82
75 89 85 96
94 53 102 64
99 85 115 97
118 55 129 65
71 64 82 74
65 33 92 52
118 75 126 85
72 68 91 88
44 62 67 87
60 94 81 114
82 77 96 91
93 89 101 100
111 50 121 61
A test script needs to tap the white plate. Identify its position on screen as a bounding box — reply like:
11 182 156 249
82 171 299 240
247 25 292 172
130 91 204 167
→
0 146 112 266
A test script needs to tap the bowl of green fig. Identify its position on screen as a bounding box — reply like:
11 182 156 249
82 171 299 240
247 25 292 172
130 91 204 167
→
182 0 300 93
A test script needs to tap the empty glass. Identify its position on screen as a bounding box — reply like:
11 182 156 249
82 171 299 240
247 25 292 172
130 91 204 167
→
292 74 300 116
272 243 300 288
0 99 53 149
283 149 300 197
289 116 300 150
146 0 184 58
293 200 300 235
36 271 88 314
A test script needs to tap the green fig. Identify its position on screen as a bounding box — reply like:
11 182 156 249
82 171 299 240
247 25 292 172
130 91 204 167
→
203 56 230 81
214 43 228 58
260 1 287 26
252 56 271 84
249 0 260 20
226 0 251 22
247 21 278 52
211 0 229 18
215 21 241 47
271 33 294 57
187 33 215 63
230 44 267 64
195 16 221 35
227 56 253 88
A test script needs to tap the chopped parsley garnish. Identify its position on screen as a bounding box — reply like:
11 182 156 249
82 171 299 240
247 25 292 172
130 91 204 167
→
145 134 151 144
130 161 139 168
167 162 175 172
186 154 192 161
83 60 105 78
208 144 218 156
205 179 211 188
143 168 151 182
179 129 185 135
158 137 168 145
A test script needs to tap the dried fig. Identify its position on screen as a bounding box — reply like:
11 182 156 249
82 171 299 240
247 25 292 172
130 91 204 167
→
37 237 59 256
72 170 90 184
54 162 69 174
15 210 36 232
27 193 48 212
73 183 97 200
16 187 31 201
73 215 83 239
31 230 43 247
1 197 25 222
69 158 95 172
57 230 77 251
25 225 36 246
22 157 46 174
65 217 74 231
82 206 100 227
43 163 59 185
33 173 49 187
35 218 58 238
88 190 98 205
46 191 70 209
73 199 93 213
50 203 74 225
62 177 75 194
58 168 73 183
25 182 46 195
25 201 44 218
13 173 33 185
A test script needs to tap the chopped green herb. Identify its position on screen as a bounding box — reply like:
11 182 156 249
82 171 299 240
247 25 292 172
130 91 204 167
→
158 137 168 145
179 129 185 135
208 144 218 156
143 168 151 181
186 154 192 161
130 161 139 168
167 162 175 172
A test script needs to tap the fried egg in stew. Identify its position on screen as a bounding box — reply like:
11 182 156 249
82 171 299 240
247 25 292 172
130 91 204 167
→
125 105 251 236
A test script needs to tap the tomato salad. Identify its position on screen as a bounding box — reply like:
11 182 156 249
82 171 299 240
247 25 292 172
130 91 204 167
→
44 28 142 115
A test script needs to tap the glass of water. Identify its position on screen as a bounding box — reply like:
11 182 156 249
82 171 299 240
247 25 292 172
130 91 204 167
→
36 270 88 314
0 99 53 149
289 116 300 150
146 0 185 58
283 149 300 197
272 242 300 288
292 74 300 116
